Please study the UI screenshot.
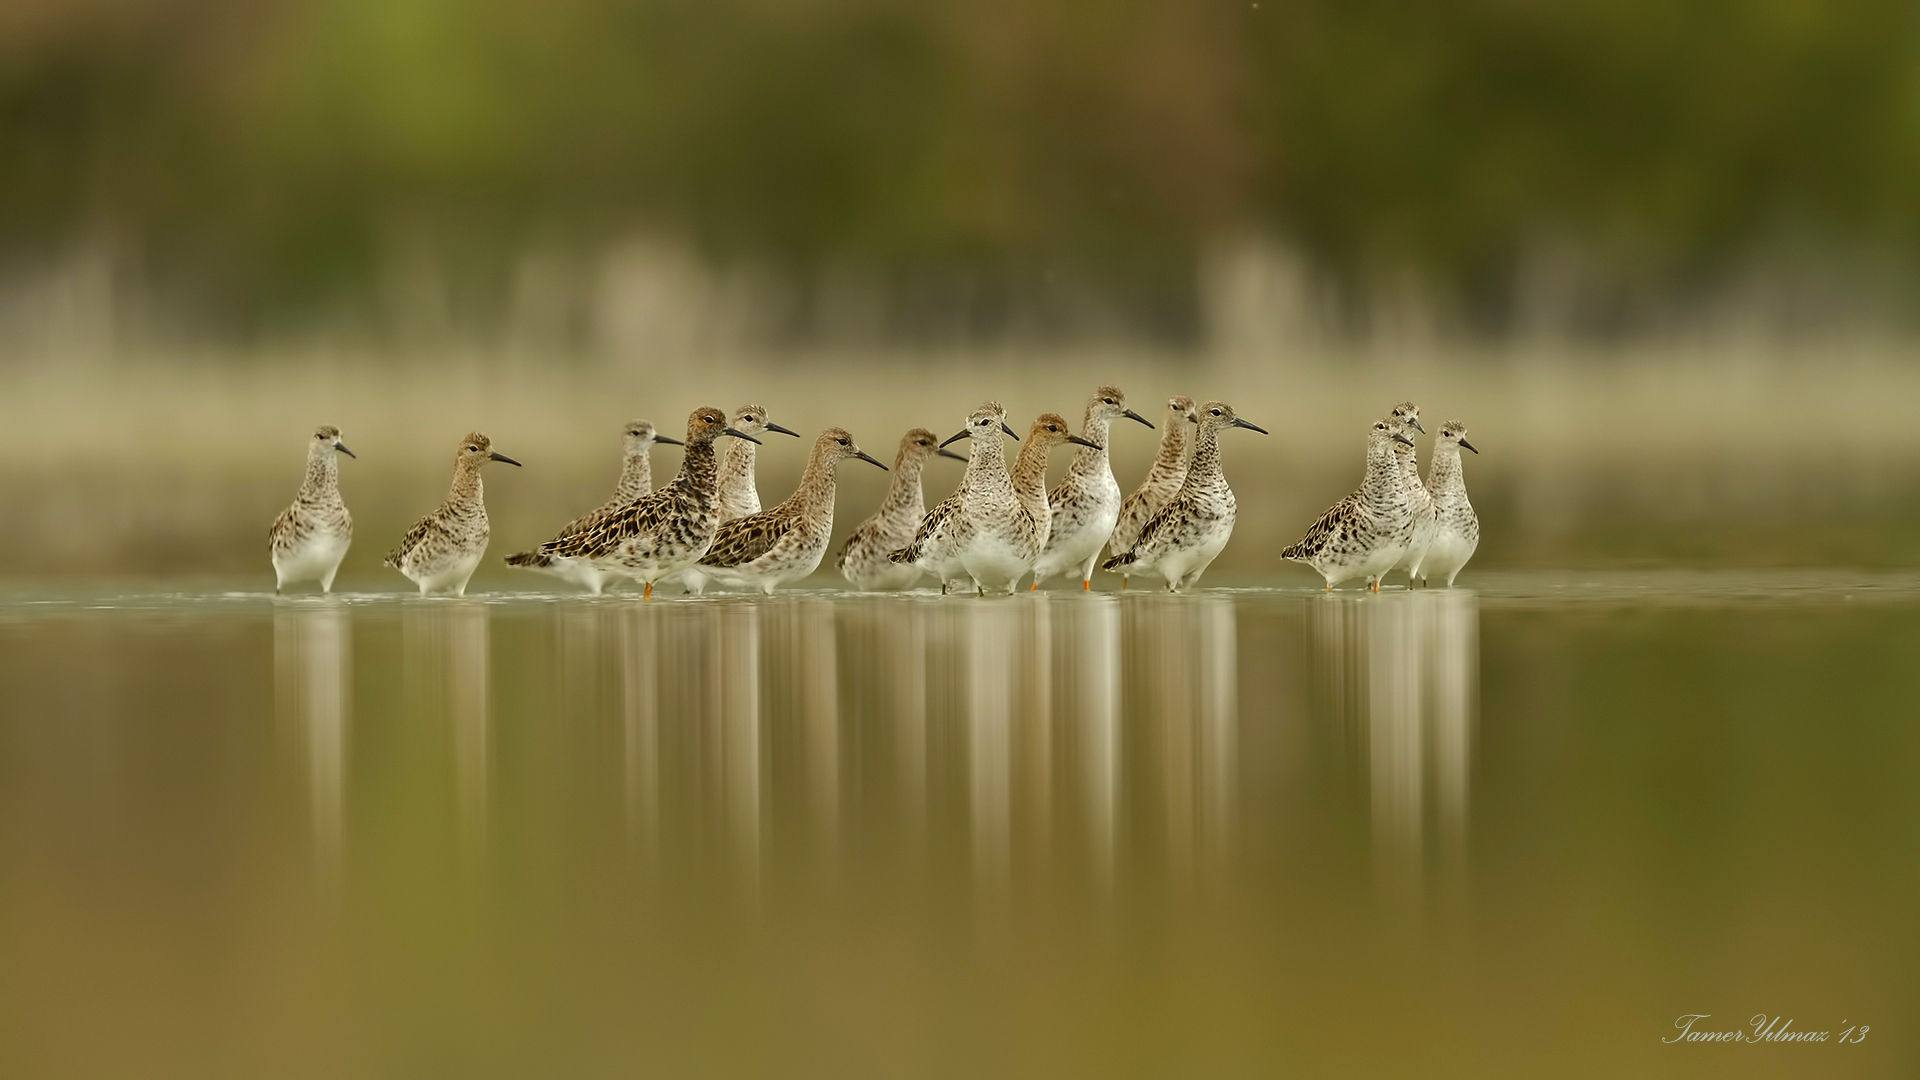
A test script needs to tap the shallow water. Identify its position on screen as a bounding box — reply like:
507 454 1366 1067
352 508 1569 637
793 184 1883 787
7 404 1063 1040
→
0 574 1913 1077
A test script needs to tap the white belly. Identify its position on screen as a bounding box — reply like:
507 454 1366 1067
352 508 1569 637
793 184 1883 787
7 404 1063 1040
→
960 539 1033 595
409 550 484 596
1034 506 1119 582
1147 529 1231 591
274 535 350 586
847 560 924 591
1338 545 1404 587
1420 535 1478 584
540 556 616 594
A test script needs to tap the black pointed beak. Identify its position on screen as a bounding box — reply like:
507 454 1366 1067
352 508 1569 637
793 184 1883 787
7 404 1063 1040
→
855 450 888 470
490 451 523 466
1411 417 1426 434
1460 438 1479 454
1391 433 1415 448
1000 421 1019 440
335 442 356 459
1230 418 1269 435
654 435 684 447
723 426 763 444
939 429 970 448
766 422 800 438
936 447 968 462
1066 434 1102 449
1123 408 1154 429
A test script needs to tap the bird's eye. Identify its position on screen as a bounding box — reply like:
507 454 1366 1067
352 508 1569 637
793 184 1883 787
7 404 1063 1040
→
1211 409 1222 416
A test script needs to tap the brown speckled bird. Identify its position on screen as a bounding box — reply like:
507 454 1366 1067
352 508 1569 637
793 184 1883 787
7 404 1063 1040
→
512 408 756 599
697 428 887 594
1101 401 1265 591
269 425 356 593
504 419 682 594
385 432 522 596
834 428 966 590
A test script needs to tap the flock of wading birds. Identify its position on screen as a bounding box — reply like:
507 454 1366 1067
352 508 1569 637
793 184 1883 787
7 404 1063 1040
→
269 389 1480 599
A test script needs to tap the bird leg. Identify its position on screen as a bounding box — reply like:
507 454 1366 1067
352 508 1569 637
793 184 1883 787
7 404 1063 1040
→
644 582 653 601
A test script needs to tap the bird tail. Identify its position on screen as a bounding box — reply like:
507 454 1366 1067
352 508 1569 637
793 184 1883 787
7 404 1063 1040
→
888 540 922 565
504 550 552 569
1100 551 1135 571
381 551 401 569
1279 540 1309 560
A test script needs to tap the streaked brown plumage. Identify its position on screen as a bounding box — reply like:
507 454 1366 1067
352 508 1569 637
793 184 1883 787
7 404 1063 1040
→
512 408 756 599
384 432 522 596
1101 401 1266 591
835 428 966 590
697 428 888 593
270 425 356 593
504 419 682 594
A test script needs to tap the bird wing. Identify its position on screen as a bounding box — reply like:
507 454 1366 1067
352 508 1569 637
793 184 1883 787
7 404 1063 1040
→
1282 496 1357 559
554 502 618 540
383 514 443 567
269 504 297 546
1123 495 1187 563
700 509 788 568
893 494 959 563
545 486 682 558
835 517 880 571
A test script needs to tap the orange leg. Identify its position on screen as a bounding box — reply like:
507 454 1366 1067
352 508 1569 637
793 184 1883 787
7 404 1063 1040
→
1082 579 1090 592
1030 581 1038 591
644 581 653 601
1121 576 1129 591
1370 578 1379 593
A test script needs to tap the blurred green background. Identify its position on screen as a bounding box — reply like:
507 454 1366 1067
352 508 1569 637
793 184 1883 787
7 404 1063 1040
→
4 0 1920 581
7 0 1920 342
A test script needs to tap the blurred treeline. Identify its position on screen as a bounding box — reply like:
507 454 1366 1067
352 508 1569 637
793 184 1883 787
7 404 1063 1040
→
4 0 1919 347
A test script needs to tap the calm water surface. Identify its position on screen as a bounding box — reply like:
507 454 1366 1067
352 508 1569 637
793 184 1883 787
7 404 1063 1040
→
0 574 1914 1077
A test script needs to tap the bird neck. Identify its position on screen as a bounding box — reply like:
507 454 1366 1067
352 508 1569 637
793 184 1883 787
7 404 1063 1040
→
1067 412 1111 477
1147 412 1190 483
1010 435 1056 519
1393 441 1425 494
877 451 927 520
963 433 1009 493
448 459 485 509
613 448 652 502
300 449 340 499
1183 422 1224 487
782 445 843 522
1361 439 1401 498
1426 444 1467 496
675 435 723 500
717 436 758 501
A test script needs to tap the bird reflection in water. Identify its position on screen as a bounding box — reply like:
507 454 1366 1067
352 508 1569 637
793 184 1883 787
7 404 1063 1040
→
1123 595 1237 890
273 600 351 884
1310 590 1478 908
402 601 492 861
360 593 1255 914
